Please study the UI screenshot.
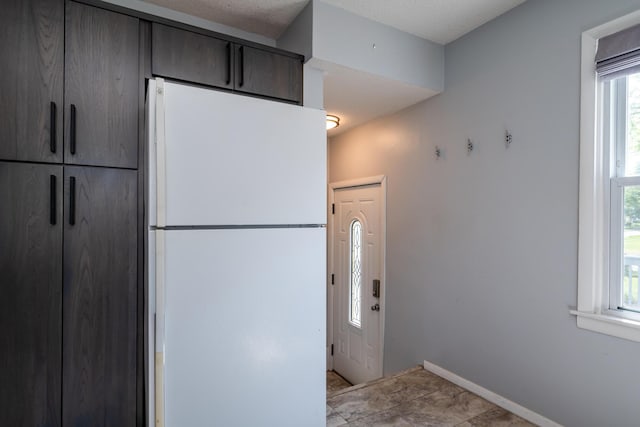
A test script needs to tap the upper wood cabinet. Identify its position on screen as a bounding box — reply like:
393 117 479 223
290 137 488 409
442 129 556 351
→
152 23 233 90
65 2 139 169
235 45 303 104
150 23 303 104
0 0 64 163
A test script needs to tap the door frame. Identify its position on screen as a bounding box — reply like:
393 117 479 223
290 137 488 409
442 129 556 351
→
327 175 387 376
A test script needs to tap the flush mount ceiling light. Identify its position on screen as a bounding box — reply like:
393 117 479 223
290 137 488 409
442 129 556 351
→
326 114 340 130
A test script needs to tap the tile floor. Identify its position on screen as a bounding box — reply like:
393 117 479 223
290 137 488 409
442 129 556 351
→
327 370 352 394
326 367 536 427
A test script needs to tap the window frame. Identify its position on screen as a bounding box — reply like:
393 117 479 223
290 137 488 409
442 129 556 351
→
575 11 640 342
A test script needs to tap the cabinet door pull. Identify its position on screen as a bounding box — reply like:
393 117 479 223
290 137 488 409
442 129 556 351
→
239 46 244 87
70 104 77 155
50 175 57 225
50 102 57 153
69 176 76 226
226 42 231 85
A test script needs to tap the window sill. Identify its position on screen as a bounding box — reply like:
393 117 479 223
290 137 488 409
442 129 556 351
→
570 310 640 343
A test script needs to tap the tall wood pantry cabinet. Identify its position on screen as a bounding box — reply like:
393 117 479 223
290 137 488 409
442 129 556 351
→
0 1 140 426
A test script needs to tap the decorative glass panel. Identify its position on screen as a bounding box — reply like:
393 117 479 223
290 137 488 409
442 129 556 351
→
349 220 362 327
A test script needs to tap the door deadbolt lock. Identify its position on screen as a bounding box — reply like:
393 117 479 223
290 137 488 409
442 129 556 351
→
373 279 380 298
371 303 380 311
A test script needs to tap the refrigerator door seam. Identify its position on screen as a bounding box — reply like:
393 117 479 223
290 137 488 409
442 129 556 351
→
153 224 326 230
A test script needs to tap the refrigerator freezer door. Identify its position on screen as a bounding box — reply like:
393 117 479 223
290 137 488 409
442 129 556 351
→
162 228 326 427
155 80 326 227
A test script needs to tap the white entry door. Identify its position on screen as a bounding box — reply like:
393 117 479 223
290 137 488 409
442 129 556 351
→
331 181 385 385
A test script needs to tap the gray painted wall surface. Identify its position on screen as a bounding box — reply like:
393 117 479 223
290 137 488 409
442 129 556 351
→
277 0 313 60
314 1 444 91
329 1 640 425
279 1 444 93
303 63 324 110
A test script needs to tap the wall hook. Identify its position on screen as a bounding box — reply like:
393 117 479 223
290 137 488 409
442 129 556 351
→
467 139 474 154
505 130 513 147
435 146 441 158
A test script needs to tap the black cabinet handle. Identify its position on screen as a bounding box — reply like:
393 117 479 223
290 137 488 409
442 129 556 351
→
50 175 56 225
226 42 231 85
70 104 76 155
239 46 244 87
50 102 56 153
69 176 76 226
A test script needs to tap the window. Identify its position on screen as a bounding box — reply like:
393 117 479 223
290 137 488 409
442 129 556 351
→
576 12 640 342
608 74 640 314
349 219 362 327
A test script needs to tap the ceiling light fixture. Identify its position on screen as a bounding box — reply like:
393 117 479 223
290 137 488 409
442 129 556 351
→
326 114 340 130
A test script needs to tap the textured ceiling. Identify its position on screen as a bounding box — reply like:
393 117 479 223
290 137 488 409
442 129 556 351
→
142 0 526 43
142 0 309 39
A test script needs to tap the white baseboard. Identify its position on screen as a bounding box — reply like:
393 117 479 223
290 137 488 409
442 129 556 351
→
423 360 561 427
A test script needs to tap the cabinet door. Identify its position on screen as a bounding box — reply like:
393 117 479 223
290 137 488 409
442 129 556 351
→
235 45 302 103
63 166 137 426
0 162 62 427
0 0 63 163
152 23 233 89
65 2 139 169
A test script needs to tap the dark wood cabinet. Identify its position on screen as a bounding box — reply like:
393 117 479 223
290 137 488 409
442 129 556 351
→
0 162 138 426
0 162 63 427
62 166 138 426
0 0 64 163
150 23 302 103
152 23 233 89
235 45 302 103
65 2 139 169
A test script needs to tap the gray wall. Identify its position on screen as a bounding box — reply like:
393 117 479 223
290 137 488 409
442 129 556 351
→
277 0 313 60
312 1 443 90
278 0 444 94
329 1 640 425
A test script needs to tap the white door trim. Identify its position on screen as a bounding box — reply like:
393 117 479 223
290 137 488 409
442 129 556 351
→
327 175 387 376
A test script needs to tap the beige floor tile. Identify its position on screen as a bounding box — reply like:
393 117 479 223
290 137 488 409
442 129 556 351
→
327 371 352 394
456 407 537 427
327 405 349 427
327 385 403 422
327 368 531 427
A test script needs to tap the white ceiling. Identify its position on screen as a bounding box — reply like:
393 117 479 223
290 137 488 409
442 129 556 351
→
142 0 526 133
322 61 439 135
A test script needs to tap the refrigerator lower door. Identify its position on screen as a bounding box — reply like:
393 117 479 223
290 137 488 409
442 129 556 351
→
161 228 326 427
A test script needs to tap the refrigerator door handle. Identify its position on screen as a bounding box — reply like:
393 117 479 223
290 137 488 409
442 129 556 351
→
155 229 166 427
155 78 167 228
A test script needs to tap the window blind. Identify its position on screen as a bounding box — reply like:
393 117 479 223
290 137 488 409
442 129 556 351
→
596 23 640 80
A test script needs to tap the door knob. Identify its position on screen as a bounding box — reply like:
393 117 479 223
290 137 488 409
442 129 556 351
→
371 303 380 311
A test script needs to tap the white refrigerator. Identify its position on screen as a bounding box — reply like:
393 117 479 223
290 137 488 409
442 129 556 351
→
147 79 326 427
